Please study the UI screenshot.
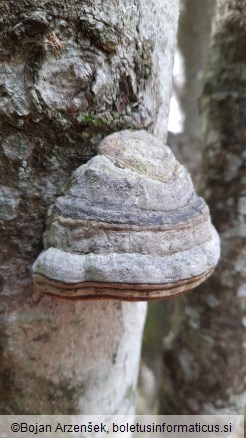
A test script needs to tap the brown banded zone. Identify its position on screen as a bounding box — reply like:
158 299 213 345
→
33 270 214 301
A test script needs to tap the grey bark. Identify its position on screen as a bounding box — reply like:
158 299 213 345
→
160 0 246 414
0 0 179 413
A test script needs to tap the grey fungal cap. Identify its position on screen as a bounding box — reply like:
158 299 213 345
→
32 130 220 301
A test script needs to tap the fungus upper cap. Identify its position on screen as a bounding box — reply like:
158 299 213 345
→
32 130 220 301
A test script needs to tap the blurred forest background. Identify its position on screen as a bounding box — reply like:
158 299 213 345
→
139 0 246 415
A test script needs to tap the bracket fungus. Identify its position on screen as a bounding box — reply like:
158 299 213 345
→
32 130 220 301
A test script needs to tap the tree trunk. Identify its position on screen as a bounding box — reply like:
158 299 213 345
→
0 0 179 413
160 0 246 414
168 0 215 184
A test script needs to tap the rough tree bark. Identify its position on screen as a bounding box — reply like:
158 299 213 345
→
0 0 179 413
161 0 246 414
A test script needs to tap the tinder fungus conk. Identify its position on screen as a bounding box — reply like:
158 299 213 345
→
32 130 220 301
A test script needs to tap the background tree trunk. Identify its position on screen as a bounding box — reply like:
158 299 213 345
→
168 0 215 184
0 0 179 413
160 0 246 414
